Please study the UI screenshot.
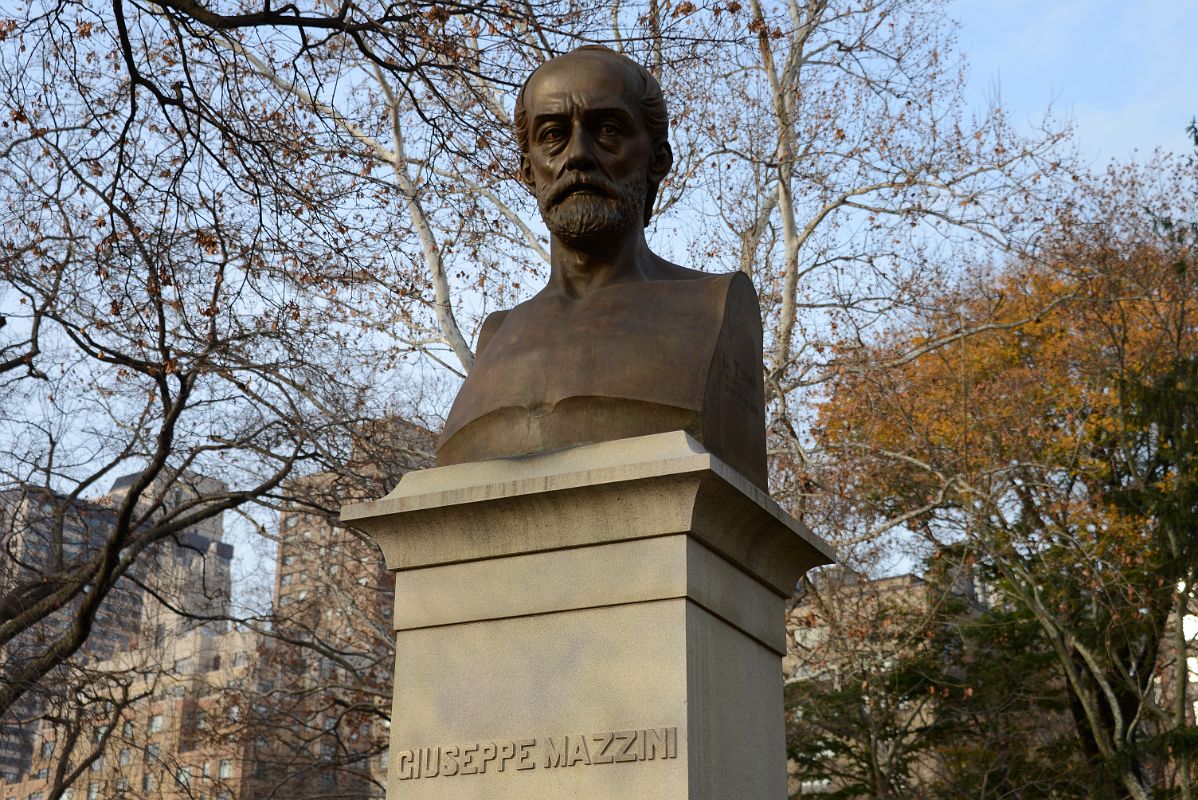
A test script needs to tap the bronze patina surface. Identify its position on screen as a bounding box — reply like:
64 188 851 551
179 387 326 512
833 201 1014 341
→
438 46 767 488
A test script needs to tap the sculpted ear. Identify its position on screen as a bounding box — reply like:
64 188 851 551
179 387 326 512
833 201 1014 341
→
519 153 535 190
642 142 674 226
649 141 673 183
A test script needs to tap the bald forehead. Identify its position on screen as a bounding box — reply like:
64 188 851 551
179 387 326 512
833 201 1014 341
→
522 51 644 115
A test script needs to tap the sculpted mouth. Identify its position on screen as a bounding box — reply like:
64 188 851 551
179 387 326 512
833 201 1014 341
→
551 183 613 205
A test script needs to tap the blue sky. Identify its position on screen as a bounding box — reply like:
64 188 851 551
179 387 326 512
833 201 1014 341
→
225 2 1198 602
954 0 1198 165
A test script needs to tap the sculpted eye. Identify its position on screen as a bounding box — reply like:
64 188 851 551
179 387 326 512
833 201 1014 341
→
539 125 566 143
598 121 622 137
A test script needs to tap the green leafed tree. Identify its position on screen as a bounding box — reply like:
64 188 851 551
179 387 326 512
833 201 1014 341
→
786 555 1087 799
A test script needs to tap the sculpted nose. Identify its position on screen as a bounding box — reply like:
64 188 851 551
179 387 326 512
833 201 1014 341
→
562 127 597 174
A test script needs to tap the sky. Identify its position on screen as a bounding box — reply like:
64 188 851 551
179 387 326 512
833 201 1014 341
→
954 0 1198 166
224 1 1198 602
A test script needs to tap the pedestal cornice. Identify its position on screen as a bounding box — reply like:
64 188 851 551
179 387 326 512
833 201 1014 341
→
341 431 834 596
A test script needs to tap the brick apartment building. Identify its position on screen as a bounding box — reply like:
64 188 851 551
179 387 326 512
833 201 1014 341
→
2 419 433 799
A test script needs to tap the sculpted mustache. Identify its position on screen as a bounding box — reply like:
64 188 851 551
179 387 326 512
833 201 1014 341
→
547 181 616 206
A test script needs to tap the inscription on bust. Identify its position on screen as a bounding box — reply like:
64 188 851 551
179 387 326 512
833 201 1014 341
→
395 726 679 780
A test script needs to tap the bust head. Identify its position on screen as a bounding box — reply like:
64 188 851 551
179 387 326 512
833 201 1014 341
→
514 47 673 241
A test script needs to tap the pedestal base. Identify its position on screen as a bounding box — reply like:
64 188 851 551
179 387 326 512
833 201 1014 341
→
342 432 834 800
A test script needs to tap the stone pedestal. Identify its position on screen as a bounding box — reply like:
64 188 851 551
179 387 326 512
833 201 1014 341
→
341 431 834 800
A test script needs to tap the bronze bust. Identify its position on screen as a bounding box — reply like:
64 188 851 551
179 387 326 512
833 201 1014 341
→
437 46 767 489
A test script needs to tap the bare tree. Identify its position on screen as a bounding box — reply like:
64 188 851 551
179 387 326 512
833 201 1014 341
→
653 0 1072 508
2 0 1078 791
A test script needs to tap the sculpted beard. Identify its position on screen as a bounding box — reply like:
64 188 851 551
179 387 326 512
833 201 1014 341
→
538 169 647 245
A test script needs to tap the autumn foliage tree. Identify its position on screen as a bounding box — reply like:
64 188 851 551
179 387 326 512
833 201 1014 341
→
814 151 1198 799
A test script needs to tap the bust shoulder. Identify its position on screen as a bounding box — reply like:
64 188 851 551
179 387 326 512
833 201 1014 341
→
475 309 511 357
438 269 765 487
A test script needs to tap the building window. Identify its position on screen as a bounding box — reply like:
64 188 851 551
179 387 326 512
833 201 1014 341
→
88 785 100 800
219 759 233 779
149 714 164 733
40 740 55 758
119 747 131 766
90 753 104 771
177 765 193 786
142 773 155 792
122 720 134 737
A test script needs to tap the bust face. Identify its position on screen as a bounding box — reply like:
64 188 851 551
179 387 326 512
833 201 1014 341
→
520 52 659 245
